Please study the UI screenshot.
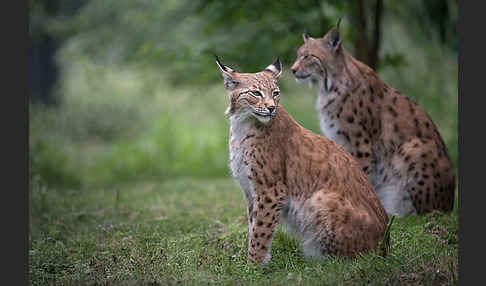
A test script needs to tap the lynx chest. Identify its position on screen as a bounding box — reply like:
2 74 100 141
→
316 92 352 154
229 121 257 205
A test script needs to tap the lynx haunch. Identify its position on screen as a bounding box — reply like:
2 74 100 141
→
216 55 389 265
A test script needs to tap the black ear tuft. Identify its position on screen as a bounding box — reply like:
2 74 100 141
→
213 53 228 72
214 53 238 90
303 29 312 42
272 55 281 72
336 17 342 30
264 55 282 78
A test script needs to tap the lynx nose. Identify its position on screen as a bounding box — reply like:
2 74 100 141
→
267 106 276 114
291 69 297 75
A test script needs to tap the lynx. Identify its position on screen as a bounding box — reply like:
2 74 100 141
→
215 55 389 265
290 24 456 217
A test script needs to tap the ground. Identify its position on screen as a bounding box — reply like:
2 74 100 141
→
29 178 458 286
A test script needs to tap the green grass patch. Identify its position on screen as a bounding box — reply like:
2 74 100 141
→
30 178 458 285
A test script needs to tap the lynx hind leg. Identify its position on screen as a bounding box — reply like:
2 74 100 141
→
293 191 332 260
297 190 376 259
389 137 455 215
374 180 416 218
301 190 352 258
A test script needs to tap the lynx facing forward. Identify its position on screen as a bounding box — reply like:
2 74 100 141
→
216 56 388 265
290 25 455 217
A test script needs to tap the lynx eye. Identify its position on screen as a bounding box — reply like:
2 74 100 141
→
272 90 280 97
251 91 263 97
301 55 309 60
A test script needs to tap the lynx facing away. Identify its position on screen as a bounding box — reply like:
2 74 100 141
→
215 56 389 265
291 25 456 217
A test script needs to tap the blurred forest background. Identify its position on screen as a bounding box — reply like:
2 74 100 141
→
29 0 458 189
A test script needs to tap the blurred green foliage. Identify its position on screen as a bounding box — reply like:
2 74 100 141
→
33 0 457 84
29 0 458 188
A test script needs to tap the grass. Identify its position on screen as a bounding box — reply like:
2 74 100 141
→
29 177 458 285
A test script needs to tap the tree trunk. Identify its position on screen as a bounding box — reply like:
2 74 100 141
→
354 0 369 66
353 0 383 71
369 0 383 70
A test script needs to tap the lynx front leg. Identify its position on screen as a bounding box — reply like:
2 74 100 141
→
247 193 283 265
350 142 374 177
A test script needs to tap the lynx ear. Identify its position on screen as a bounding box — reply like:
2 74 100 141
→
325 28 341 52
214 54 239 90
303 29 312 42
325 18 343 51
263 56 282 78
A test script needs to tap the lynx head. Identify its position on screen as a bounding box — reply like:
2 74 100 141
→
291 20 345 90
215 55 282 124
